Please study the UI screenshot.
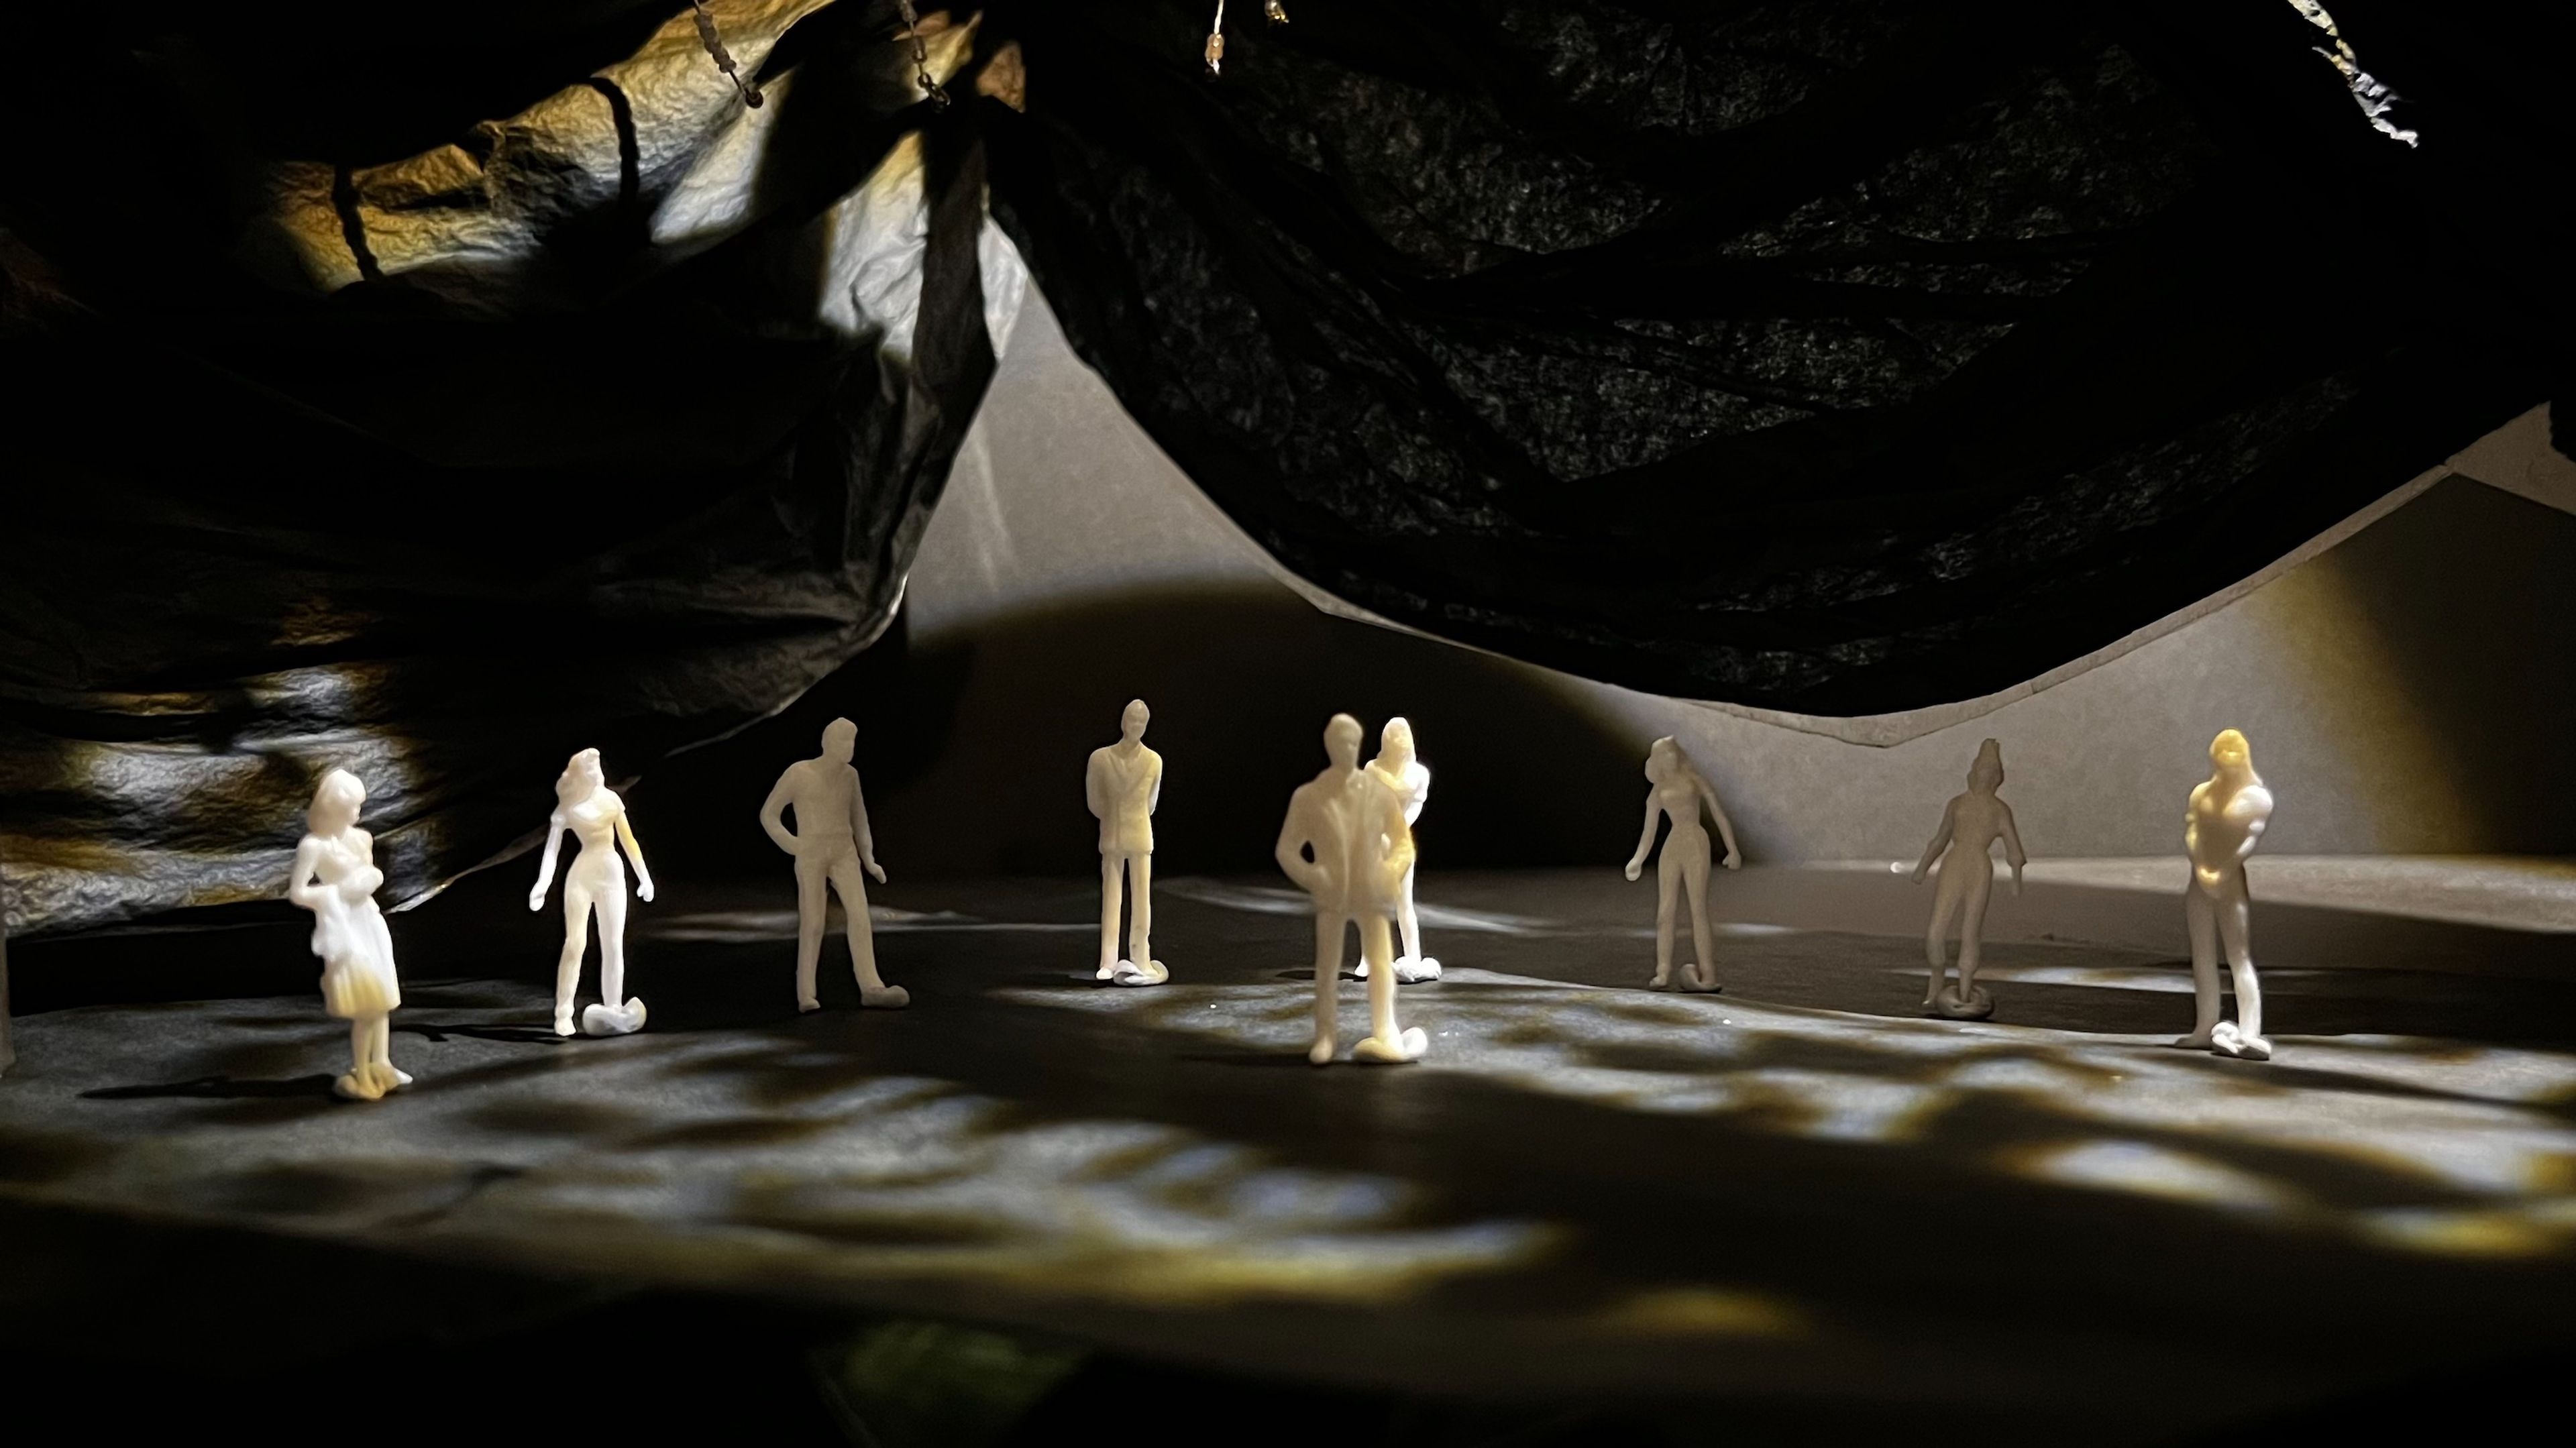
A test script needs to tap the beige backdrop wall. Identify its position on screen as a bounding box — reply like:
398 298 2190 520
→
900 293 2576 864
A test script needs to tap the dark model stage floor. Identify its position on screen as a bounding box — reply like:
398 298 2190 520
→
6 868 2576 1444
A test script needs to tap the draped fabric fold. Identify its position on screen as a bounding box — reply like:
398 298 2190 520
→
977 0 2569 713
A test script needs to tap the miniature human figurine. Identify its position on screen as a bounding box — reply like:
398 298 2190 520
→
1277 714 1426 1066
530 747 655 1036
760 718 907 1011
1357 716 1440 983
1910 738 2027 1020
1085 699 1167 987
286 769 409 1100
2178 728 2275 1060
1623 737 1741 991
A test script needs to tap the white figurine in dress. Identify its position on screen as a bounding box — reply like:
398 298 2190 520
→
1277 714 1427 1066
286 769 409 1100
529 747 655 1036
1910 738 2027 1020
2178 728 2275 1060
1357 716 1440 983
1086 699 1167 987
1623 736 1741 991
760 718 907 1011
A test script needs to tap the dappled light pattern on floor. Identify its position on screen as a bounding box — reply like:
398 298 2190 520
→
5 869 2575 1432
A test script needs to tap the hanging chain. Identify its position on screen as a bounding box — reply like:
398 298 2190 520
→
688 1 765 108
895 0 952 110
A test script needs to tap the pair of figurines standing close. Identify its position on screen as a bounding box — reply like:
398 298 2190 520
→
1278 713 1434 1064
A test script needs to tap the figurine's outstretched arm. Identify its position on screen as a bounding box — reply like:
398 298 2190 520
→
1694 768 1742 869
529 812 566 910
851 768 885 883
613 800 655 903
1624 791 1662 881
1912 799 1956 884
1275 808 1326 895
286 836 332 910
759 771 800 854
1999 801 2027 895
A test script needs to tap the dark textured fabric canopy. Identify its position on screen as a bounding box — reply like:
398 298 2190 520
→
3 1 2567 933
982 0 2569 713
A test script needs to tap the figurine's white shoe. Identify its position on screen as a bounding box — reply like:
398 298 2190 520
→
1648 968 1674 990
1095 962 1118 981
1112 958 1169 987
365 1063 413 1094
1309 1036 1336 1066
1932 985 1994 1020
798 995 822 1014
1352 1027 1428 1064
2172 1030 2219 1050
333 1070 384 1102
1391 955 1441 984
553 1009 578 1038
859 984 910 1009
582 997 648 1036
1678 961 1721 994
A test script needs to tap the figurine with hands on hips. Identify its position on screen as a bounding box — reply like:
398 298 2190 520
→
529 747 654 1037
1624 736 1741 992
760 718 908 1012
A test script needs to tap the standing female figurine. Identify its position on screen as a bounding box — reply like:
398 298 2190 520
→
1909 738 2027 1019
286 769 409 1100
1360 716 1440 983
1623 737 1741 991
2179 728 2275 1060
530 747 655 1036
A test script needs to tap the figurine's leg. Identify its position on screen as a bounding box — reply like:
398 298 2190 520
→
1129 852 1155 967
2217 885 2267 1057
795 853 829 1010
1097 852 1124 979
1396 862 1423 964
1352 912 1426 1062
595 877 631 1008
1682 858 1721 992
1310 911 1343 1064
553 883 594 1034
1652 856 1681 987
832 856 908 1007
1955 873 1992 1000
1923 871 1962 1005
366 1015 408 1090
2176 885 2222 1048
348 1019 371 1080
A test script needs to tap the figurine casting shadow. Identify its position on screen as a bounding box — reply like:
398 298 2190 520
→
761 718 907 1011
2178 728 2275 1060
530 747 655 1036
1355 716 1439 983
1910 738 2027 1020
1086 699 1167 987
1624 737 1741 991
288 769 409 1100
1277 714 1426 1065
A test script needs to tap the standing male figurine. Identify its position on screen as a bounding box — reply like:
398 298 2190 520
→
1086 699 1167 986
759 718 908 1012
2178 728 2274 1060
1359 716 1440 983
1277 714 1426 1066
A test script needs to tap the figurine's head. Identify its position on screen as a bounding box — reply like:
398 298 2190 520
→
1378 716 1415 767
1121 699 1150 742
308 768 366 833
1968 738 2004 793
555 747 604 807
2210 728 2253 776
821 717 857 764
1644 735 1681 783
1324 712 1364 768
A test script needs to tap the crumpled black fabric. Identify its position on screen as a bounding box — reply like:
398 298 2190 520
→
0 2 995 934
981 0 2572 713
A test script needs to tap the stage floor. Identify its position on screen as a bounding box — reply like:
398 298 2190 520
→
5 868 2575 1441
